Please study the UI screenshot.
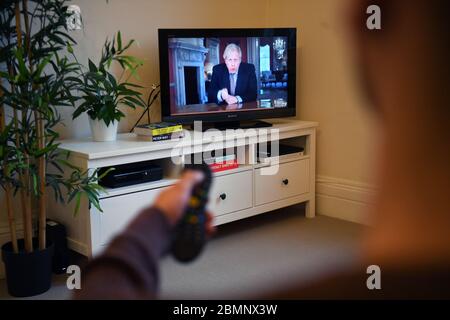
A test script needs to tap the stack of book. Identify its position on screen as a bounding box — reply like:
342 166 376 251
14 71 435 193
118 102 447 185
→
204 152 239 173
134 122 184 141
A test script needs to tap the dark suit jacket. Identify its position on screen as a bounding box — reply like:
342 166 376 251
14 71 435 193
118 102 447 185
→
208 62 257 104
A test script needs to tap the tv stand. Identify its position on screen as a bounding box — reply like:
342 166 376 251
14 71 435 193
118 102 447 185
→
195 120 273 131
47 119 318 257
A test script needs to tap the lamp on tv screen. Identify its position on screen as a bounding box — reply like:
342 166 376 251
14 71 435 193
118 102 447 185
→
159 28 296 127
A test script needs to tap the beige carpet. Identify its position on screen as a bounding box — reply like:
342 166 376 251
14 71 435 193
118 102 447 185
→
0 204 365 300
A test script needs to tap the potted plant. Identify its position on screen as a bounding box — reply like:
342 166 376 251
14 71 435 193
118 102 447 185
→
72 31 146 141
0 0 105 297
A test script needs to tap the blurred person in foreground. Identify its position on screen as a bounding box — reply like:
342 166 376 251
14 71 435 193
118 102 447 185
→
271 0 450 298
75 0 450 299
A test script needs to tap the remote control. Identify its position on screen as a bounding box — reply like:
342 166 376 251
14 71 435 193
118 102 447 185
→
172 163 213 262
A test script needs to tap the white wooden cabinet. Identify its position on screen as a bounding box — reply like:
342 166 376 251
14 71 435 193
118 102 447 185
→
96 187 164 246
208 170 253 216
47 119 318 257
254 159 309 206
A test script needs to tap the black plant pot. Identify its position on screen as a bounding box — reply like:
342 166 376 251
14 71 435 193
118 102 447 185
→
1 238 54 297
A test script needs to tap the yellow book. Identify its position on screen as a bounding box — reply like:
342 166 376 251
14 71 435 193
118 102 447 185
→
151 125 183 136
134 122 183 137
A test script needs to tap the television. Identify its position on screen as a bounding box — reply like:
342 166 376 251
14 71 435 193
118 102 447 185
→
158 28 296 129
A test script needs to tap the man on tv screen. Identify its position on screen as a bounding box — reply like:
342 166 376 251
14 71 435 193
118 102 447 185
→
208 43 257 105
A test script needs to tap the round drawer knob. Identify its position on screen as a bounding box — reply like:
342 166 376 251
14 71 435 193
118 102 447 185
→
219 193 227 200
282 179 289 185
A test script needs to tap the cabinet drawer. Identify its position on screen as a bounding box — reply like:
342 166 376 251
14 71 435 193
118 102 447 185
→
99 187 166 245
208 170 253 216
255 159 309 206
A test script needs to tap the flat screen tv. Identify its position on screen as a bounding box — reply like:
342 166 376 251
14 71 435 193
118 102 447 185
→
158 28 296 128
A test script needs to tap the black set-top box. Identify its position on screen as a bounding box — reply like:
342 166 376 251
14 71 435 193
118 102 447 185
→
98 160 163 188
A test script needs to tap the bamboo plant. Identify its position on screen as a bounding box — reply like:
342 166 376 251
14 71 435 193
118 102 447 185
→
0 0 105 254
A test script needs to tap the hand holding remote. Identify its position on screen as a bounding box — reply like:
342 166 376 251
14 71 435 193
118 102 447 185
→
171 163 213 263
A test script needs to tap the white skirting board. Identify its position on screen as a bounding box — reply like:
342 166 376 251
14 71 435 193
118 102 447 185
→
316 176 376 226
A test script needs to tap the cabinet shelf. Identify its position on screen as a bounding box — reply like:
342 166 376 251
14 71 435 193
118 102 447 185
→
99 164 255 198
100 177 178 199
255 155 310 169
48 119 318 257
212 164 253 177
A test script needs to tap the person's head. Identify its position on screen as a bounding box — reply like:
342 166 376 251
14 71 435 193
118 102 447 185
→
350 0 450 266
223 43 242 74
349 0 450 125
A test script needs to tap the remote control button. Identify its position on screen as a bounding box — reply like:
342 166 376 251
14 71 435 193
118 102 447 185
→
188 215 198 224
189 197 200 207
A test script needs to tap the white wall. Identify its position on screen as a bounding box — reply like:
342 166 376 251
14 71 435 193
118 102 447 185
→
54 0 273 139
266 0 379 224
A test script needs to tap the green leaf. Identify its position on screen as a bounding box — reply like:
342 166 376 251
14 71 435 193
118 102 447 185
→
14 48 30 79
117 31 122 51
32 174 38 195
121 100 136 109
121 39 135 52
120 55 144 66
48 33 67 46
106 57 112 69
72 108 84 119
57 159 80 171
35 143 58 158
121 59 135 71
106 72 117 88
65 76 83 85
119 87 143 96
67 42 74 54
0 71 10 79
34 55 52 80
119 82 143 88
74 192 82 216
97 167 116 180
84 187 103 212
121 96 145 107
67 190 77 203
88 59 97 73
54 30 77 45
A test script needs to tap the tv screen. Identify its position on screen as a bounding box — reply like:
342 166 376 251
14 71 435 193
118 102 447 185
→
159 28 296 125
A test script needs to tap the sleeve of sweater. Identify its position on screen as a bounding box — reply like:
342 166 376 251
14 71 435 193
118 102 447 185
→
73 206 173 300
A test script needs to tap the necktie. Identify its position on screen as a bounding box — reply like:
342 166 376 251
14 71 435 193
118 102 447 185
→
230 73 236 96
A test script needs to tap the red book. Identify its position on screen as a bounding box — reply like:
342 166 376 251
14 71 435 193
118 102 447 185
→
209 159 239 173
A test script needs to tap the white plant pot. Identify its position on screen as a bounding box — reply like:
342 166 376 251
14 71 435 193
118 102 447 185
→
89 118 118 142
